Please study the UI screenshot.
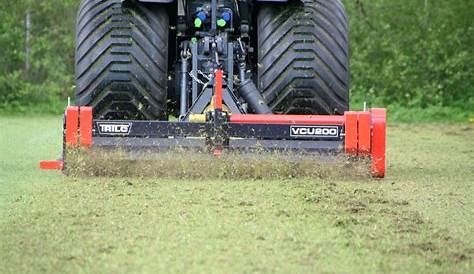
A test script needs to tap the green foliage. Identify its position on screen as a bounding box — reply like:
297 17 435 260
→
0 0 77 113
345 0 474 115
0 0 473 120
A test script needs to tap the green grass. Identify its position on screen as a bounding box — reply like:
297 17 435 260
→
349 100 474 123
0 117 473 274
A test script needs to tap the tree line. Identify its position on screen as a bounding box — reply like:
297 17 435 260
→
0 0 472 114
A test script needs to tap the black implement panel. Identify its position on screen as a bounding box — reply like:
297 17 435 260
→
93 120 345 142
94 121 210 138
227 124 344 141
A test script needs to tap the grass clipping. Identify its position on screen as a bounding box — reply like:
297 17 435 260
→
65 148 371 180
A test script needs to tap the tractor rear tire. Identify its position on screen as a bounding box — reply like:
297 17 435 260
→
257 0 350 115
75 0 169 120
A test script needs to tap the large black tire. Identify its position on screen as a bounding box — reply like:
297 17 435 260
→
257 0 350 115
75 0 169 120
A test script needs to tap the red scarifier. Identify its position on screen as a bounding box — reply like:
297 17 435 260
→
40 106 387 177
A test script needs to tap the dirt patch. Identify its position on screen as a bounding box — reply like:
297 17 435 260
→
303 182 474 266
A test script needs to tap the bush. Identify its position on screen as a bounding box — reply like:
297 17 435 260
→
0 0 77 113
0 0 473 120
346 0 474 113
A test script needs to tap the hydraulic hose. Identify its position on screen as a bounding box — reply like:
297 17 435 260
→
238 79 272 114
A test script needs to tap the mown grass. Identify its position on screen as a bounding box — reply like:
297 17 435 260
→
0 117 473 273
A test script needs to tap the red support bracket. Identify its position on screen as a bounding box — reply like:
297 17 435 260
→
65 106 79 146
358 112 372 156
79 106 93 148
344 112 358 155
214 69 223 111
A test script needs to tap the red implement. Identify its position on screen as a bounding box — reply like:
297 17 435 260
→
40 104 387 178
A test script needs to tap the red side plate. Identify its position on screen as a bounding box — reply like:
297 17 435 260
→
370 108 387 178
358 112 371 156
65 106 79 146
344 112 358 155
79 106 93 148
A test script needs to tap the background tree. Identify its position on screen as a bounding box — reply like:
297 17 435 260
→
0 0 472 119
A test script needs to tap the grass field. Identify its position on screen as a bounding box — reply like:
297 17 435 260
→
0 117 473 274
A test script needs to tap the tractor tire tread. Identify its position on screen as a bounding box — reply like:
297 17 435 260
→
75 0 168 120
258 0 349 114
